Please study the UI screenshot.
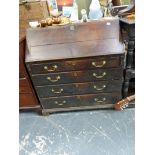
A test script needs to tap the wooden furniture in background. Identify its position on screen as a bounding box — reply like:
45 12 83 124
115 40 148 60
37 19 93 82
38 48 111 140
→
120 18 135 97
19 0 49 109
19 31 40 109
25 18 125 115
112 0 123 6
19 0 49 30
111 5 128 16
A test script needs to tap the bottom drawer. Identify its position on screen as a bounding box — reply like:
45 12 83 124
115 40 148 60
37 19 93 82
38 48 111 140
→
40 92 122 109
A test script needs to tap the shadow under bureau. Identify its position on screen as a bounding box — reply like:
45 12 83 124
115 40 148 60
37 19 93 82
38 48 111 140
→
25 18 125 115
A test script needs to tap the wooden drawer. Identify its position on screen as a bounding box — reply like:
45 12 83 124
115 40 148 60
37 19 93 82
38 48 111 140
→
19 78 32 93
28 56 121 74
40 92 121 109
31 68 123 86
35 80 122 98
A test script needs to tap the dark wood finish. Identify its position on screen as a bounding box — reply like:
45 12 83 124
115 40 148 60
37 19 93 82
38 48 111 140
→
30 68 123 86
35 80 122 98
40 92 122 109
123 69 135 97
19 94 39 109
26 39 124 62
26 19 120 46
41 104 115 115
19 78 32 93
19 0 50 110
112 0 123 6
28 56 121 74
118 2 135 17
111 5 128 16
25 19 124 62
25 19 125 114
19 32 40 109
120 18 135 97
19 39 26 78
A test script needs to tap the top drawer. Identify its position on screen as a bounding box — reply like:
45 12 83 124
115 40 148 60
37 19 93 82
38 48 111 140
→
27 56 122 74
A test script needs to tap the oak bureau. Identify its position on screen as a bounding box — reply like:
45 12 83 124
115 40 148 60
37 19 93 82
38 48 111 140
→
25 18 125 115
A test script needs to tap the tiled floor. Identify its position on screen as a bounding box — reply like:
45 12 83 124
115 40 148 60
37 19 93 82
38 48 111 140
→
19 109 135 155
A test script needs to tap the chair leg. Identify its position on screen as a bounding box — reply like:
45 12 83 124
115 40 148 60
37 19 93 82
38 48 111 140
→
123 79 130 98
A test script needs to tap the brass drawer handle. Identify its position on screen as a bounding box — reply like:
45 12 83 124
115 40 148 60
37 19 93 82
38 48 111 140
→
54 100 66 106
93 85 106 91
46 76 60 82
93 72 106 78
44 65 58 72
94 98 106 103
51 88 63 94
92 61 106 68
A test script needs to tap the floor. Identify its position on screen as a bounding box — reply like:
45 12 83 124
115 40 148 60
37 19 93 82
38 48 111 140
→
19 108 135 155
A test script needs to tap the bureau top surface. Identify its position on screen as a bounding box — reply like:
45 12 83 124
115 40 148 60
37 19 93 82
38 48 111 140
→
25 17 125 62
